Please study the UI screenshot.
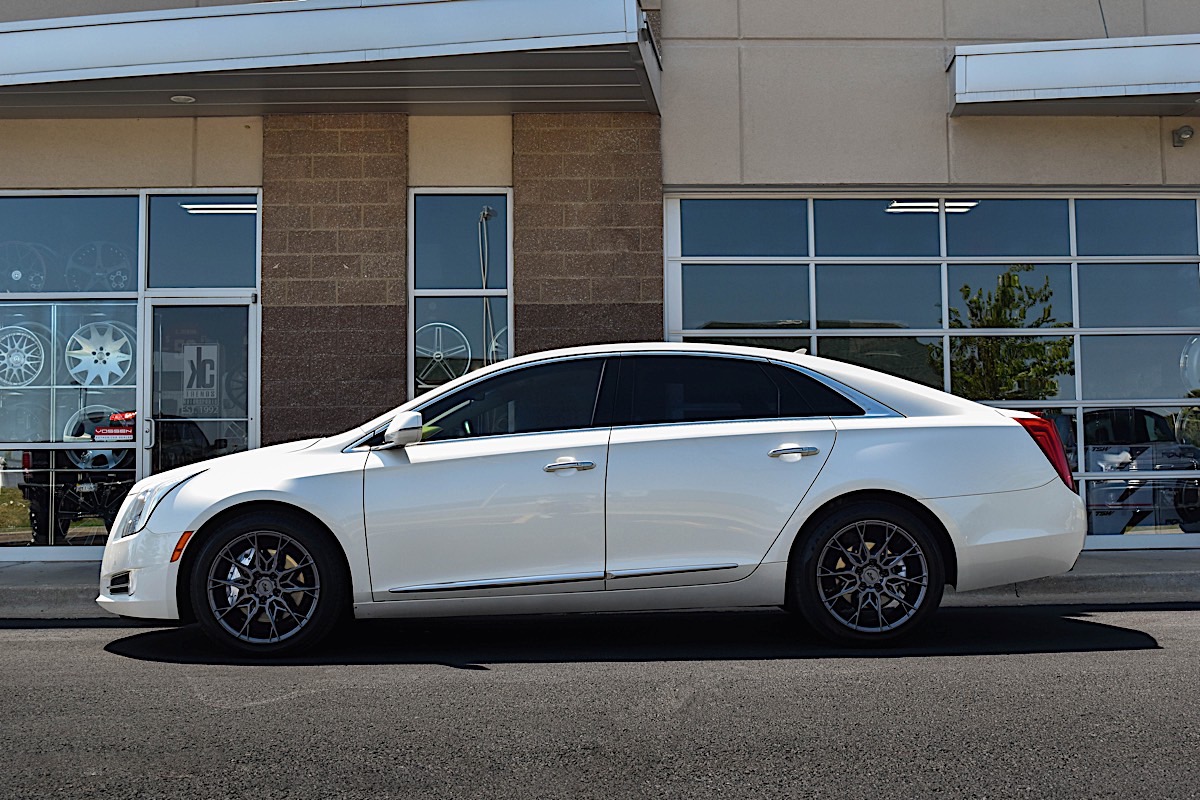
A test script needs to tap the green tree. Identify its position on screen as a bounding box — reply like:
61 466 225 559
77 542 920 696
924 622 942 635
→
930 264 1073 401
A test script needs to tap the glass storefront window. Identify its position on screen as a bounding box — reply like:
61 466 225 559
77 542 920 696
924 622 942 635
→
1075 199 1198 257
680 199 807 257
1077 263 1200 328
947 264 1072 329
414 194 508 290
410 192 511 395
682 264 808 329
815 264 941 329
813 199 940 257
669 195 1200 541
945 199 1070 257
0 449 133 546
0 197 138 294
816 336 943 388
148 194 258 288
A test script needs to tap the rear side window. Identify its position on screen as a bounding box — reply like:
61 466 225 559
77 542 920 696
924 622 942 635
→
421 358 606 441
617 356 783 425
764 363 865 417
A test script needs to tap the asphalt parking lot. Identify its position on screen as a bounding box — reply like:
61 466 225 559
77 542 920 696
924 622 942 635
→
1 604 1198 799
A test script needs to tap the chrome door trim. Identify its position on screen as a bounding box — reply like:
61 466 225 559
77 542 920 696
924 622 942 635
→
389 571 605 594
605 563 739 580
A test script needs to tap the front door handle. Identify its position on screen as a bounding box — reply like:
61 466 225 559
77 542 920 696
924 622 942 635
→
768 446 820 458
544 460 596 473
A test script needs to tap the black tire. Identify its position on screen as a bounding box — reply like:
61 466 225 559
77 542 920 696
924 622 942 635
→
189 511 349 657
790 501 945 646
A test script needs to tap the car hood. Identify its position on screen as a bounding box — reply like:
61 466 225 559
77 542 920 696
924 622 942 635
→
142 438 322 487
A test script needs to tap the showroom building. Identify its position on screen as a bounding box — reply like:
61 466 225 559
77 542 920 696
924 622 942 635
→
2 0 1200 555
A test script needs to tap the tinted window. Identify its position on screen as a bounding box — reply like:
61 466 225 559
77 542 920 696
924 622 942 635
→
148 194 257 288
945 199 1070 257
420 358 605 441
1076 200 1198 256
680 199 807 257
414 194 508 289
813 199 940 257
764 364 865 417
619 356 784 425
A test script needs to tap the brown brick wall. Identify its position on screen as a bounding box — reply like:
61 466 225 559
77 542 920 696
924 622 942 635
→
512 113 664 355
260 113 407 444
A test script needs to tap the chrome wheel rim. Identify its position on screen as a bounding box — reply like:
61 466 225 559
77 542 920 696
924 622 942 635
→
206 531 321 645
65 321 134 386
816 519 929 634
414 322 472 388
0 325 46 387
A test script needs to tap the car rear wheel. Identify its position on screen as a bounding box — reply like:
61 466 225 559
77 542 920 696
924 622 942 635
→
791 501 945 646
189 512 347 656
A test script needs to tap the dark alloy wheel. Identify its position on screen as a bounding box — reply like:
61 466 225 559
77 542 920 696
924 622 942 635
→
791 501 945 646
189 511 348 656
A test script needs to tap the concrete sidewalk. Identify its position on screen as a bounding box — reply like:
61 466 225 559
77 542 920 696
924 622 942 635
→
1 551 1198 619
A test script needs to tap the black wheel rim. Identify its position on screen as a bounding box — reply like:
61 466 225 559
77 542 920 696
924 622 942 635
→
206 531 321 645
816 519 929 634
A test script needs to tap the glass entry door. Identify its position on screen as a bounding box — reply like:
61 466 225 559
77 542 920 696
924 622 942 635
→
141 301 257 477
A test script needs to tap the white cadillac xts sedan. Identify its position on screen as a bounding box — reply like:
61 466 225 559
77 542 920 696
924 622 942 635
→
98 343 1085 655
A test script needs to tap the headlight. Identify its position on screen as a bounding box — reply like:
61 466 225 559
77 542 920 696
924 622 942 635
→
114 468 207 539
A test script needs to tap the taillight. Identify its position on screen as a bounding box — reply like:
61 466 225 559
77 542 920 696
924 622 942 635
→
21 452 31 472
1017 416 1075 491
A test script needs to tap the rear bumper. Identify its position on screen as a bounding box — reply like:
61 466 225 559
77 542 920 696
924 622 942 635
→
927 479 1086 593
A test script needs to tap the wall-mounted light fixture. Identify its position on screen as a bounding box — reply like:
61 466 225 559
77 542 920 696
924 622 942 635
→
1173 125 1194 147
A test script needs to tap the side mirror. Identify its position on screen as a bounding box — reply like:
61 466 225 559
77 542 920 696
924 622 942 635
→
381 411 423 449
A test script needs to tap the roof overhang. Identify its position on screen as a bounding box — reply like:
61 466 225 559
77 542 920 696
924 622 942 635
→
951 33 1200 116
0 0 661 118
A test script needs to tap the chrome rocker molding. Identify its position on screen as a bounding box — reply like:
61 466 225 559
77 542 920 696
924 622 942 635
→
389 563 741 593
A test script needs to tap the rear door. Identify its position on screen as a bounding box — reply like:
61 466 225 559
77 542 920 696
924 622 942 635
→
603 354 839 589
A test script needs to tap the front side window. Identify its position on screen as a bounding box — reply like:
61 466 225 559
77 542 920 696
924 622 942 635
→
419 358 606 441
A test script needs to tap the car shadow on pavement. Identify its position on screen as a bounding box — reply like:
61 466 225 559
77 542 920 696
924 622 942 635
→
100 603 1188 667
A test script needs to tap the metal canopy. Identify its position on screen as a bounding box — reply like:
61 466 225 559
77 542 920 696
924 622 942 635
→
951 34 1200 117
0 0 661 118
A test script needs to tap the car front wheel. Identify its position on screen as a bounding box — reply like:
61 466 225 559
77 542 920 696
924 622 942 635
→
791 501 945 646
189 511 347 656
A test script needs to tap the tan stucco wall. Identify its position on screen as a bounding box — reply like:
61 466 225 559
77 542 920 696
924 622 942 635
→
661 0 1200 188
408 116 513 187
0 117 262 189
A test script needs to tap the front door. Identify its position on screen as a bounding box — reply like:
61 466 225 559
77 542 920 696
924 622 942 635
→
364 357 611 600
140 301 258 477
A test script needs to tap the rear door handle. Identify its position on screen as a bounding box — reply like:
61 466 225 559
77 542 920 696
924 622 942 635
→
768 446 820 458
544 460 596 473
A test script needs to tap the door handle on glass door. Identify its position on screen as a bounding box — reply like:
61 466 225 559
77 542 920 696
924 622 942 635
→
768 446 819 458
543 460 596 473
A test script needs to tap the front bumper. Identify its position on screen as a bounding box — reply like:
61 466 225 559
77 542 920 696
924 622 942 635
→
96 526 183 620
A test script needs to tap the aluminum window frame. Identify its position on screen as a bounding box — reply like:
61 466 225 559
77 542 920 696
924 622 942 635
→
665 192 1200 549
406 187 515 399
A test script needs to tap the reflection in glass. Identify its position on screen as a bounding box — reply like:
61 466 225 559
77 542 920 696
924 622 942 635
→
1083 335 1200 400
1076 199 1198 257
818 337 943 388
414 297 508 393
1078 263 1200 328
154 420 248 474
414 195 508 290
148 195 258 289
944 336 1074 401
945 199 1070 257
0 450 133 546
816 264 941 329
680 199 807 257
813 199 940 257
684 336 811 354
0 196 138 294
948 264 1072 329
1080 407 1200 475
1086 478 1200 535
682 264 807 329
151 306 249 419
